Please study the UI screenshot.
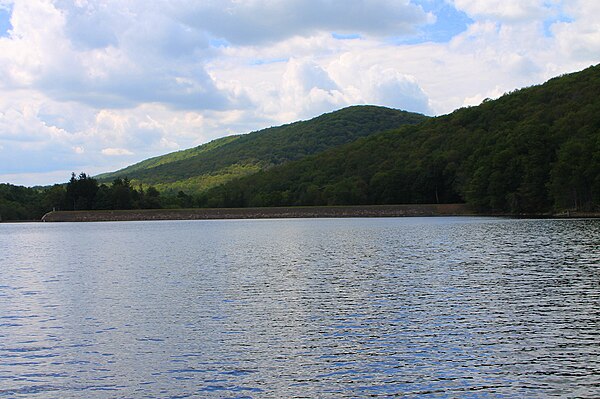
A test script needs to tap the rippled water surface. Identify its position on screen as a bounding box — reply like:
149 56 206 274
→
1 217 599 398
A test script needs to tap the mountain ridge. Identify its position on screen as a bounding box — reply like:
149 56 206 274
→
197 64 600 213
2 65 599 221
97 105 428 194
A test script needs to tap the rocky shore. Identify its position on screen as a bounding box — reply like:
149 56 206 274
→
41 204 474 222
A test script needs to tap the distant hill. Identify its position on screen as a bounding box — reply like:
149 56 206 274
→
200 64 600 213
97 106 428 194
5 67 599 221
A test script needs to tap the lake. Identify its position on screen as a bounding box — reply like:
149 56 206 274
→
1 217 599 398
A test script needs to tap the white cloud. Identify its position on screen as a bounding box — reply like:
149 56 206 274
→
363 67 432 114
172 0 431 45
0 0 433 112
279 58 345 119
551 0 600 61
451 0 553 23
1 0 599 186
325 57 432 114
0 89 214 181
0 0 232 111
101 147 134 156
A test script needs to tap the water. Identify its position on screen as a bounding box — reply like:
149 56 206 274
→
0 217 598 398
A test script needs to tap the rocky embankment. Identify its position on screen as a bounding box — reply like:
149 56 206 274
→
41 204 473 222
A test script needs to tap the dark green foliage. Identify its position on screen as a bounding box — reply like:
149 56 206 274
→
97 106 428 193
109 177 134 210
0 183 68 221
0 174 170 221
0 184 41 221
200 64 600 213
549 137 600 210
141 186 162 209
66 172 99 210
42 184 68 212
93 177 167 211
94 178 166 210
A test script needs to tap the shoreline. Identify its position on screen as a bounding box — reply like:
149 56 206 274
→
41 204 475 222
34 204 600 222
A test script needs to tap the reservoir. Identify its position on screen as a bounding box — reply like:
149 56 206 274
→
1 217 599 398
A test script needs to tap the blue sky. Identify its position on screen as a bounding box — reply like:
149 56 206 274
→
0 0 598 186
405 1 473 43
0 4 11 37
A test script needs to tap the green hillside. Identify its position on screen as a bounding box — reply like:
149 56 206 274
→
4 66 599 221
97 106 428 194
200 64 600 213
97 135 241 178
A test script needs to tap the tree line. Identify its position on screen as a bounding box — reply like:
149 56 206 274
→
0 173 193 221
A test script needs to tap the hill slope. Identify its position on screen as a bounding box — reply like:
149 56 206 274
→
97 106 427 193
200 64 600 213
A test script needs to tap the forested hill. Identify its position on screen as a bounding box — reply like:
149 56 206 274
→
199 64 600 213
97 106 427 194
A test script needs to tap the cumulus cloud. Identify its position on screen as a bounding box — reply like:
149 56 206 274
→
1 0 600 186
0 0 433 113
58 0 120 50
101 147 134 156
362 68 432 114
0 88 213 183
451 0 553 23
172 0 431 45
0 0 232 111
551 0 600 61
279 58 345 119
212 54 434 124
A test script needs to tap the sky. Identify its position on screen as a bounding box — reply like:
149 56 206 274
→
0 0 599 186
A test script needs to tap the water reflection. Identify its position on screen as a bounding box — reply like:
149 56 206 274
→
0 218 599 398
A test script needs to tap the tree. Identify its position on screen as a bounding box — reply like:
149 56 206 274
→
140 186 162 209
550 138 598 210
110 177 134 210
42 184 67 211
66 172 99 210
